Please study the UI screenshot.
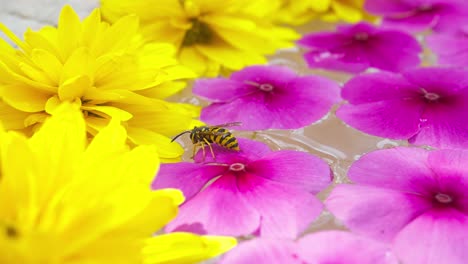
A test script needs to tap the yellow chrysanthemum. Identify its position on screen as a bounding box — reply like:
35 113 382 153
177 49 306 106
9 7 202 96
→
275 0 375 25
0 5 200 162
0 103 236 264
100 0 299 76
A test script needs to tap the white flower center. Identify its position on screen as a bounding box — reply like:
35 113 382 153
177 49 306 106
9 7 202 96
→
259 83 274 92
354 32 369 41
424 92 440 101
435 193 453 204
229 163 245 171
419 4 433 11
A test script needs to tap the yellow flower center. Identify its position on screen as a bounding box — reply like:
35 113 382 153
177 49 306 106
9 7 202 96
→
182 19 214 46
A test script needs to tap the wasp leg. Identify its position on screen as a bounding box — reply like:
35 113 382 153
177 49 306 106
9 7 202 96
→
191 144 197 159
199 142 206 162
202 138 216 160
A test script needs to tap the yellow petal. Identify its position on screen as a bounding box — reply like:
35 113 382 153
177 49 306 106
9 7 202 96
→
1 83 50 112
195 42 244 70
127 127 183 162
30 49 63 84
58 75 91 101
57 5 82 61
81 105 133 121
0 100 31 130
143 232 237 264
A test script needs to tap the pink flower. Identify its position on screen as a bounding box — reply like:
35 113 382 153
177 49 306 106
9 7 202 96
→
152 138 331 238
298 22 422 73
326 147 468 264
336 67 468 149
193 65 340 130
365 0 468 33
427 27 468 67
219 231 398 264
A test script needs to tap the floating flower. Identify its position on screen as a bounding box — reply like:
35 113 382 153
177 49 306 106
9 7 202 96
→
193 65 340 130
152 138 332 238
275 0 374 25
0 5 199 162
364 0 468 33
426 27 468 67
297 22 422 73
100 0 298 76
0 103 236 264
220 231 398 264
326 147 468 264
336 67 468 149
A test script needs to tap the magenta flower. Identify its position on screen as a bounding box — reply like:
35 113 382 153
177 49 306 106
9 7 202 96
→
427 27 468 67
193 65 340 130
326 147 468 264
336 67 468 149
220 231 398 264
297 22 422 73
152 138 331 238
365 0 468 33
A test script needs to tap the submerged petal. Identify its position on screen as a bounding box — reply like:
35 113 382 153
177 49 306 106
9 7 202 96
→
297 231 398 264
166 173 261 236
347 147 436 194
248 150 331 193
237 172 323 238
153 162 227 201
219 238 299 264
326 185 432 242
393 209 468 264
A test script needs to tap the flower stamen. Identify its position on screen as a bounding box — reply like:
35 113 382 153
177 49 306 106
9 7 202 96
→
182 19 214 46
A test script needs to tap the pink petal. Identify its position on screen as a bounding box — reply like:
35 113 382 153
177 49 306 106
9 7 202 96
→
402 67 468 94
427 149 468 213
380 9 439 33
366 31 422 72
166 173 260 236
303 45 370 73
336 99 423 139
248 150 331 194
326 185 432 242
193 78 255 102
348 147 437 195
409 94 468 148
229 65 297 87
341 71 420 104
152 162 226 201
393 209 468 264
201 75 339 130
219 238 300 264
426 34 468 67
237 172 323 238
201 97 275 130
365 0 414 14
297 231 398 264
298 32 352 50
193 137 272 164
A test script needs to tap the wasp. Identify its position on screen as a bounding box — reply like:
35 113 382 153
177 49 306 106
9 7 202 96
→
171 122 241 160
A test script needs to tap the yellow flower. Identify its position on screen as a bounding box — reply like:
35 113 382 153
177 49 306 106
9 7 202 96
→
0 5 199 162
100 0 299 76
0 103 236 264
276 0 375 25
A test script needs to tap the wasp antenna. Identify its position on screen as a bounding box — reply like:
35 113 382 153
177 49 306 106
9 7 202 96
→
171 131 191 142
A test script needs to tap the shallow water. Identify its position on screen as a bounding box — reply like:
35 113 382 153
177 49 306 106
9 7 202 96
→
169 19 417 236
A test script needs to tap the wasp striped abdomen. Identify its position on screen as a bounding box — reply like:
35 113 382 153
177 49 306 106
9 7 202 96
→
209 128 240 151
